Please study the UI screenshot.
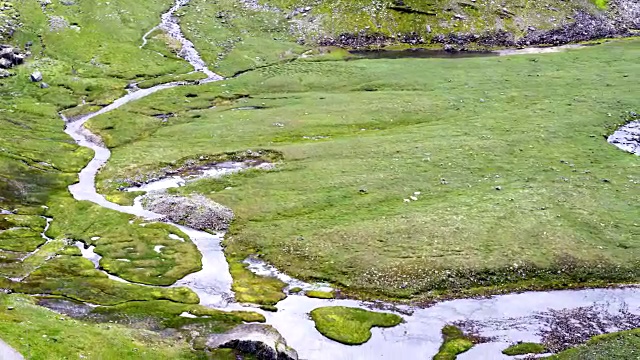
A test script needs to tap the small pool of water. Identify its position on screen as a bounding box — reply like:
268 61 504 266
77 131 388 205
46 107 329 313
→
348 48 495 60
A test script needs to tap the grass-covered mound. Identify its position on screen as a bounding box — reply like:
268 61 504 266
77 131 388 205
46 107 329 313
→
12 255 199 305
310 306 402 345
46 195 203 286
228 256 287 306
502 342 547 356
433 325 475 360
305 290 335 299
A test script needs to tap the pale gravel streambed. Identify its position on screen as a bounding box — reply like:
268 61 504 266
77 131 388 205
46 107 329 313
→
50 0 640 358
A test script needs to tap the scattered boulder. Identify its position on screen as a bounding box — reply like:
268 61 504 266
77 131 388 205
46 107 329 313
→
48 15 70 32
30 71 42 82
0 45 27 69
141 193 234 231
40 82 49 89
206 324 298 360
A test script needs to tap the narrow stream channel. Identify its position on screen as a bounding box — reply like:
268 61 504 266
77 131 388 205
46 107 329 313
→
51 1 640 358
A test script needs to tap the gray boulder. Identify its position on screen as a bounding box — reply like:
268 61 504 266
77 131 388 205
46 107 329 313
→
30 71 42 82
40 82 49 89
141 193 234 231
206 324 298 360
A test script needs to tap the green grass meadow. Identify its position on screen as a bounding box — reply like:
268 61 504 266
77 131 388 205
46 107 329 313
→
92 39 640 299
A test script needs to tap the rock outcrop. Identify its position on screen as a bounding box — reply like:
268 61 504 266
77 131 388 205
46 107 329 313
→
141 193 234 231
206 324 298 360
0 44 26 69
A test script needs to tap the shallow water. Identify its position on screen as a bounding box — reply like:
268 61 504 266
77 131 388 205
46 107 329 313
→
262 287 640 359
73 241 133 284
55 3 640 358
349 48 494 60
126 161 247 192
348 44 586 60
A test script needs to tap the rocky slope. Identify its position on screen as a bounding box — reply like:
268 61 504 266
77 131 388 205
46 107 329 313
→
271 0 640 48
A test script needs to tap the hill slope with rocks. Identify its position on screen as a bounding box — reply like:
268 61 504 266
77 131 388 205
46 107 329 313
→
247 0 640 48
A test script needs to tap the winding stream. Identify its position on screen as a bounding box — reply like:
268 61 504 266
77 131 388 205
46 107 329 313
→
52 1 640 358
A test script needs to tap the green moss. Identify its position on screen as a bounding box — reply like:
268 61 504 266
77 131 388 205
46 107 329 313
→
305 290 335 299
59 245 82 256
503 342 546 356
259 304 278 312
591 0 608 9
0 229 46 252
228 258 287 305
13 255 199 305
46 195 202 286
433 325 475 360
230 310 267 323
289 287 303 294
0 240 67 280
0 215 46 230
104 190 145 206
310 306 402 345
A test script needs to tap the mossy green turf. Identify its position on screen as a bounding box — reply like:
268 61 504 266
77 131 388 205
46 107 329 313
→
502 342 546 356
306 290 335 299
547 328 640 359
433 325 474 360
93 39 640 301
229 259 287 305
46 195 202 286
11 255 199 305
309 306 402 345
0 294 208 360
